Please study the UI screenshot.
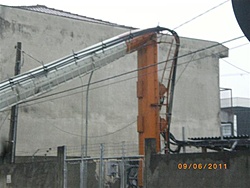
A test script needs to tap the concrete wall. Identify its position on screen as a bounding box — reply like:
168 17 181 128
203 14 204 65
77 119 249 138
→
0 159 120 188
0 5 228 157
0 160 59 188
0 146 122 188
144 139 250 188
2 139 250 188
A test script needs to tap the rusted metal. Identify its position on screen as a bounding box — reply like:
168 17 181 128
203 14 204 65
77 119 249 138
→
126 33 154 53
137 34 160 187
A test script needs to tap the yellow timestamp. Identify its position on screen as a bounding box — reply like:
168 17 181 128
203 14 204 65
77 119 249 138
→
177 163 228 170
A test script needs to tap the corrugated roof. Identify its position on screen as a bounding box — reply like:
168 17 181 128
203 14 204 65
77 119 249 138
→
188 135 249 140
11 5 135 30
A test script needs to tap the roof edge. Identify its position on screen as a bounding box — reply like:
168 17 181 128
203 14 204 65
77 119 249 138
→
1 4 136 30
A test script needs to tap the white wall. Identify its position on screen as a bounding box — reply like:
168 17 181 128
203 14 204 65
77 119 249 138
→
0 5 228 156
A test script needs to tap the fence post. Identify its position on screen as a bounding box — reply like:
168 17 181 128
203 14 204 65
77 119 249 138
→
99 143 104 188
58 146 67 188
120 141 126 188
80 145 86 188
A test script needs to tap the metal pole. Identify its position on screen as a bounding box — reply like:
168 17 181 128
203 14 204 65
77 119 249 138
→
83 71 94 188
9 42 22 164
120 141 126 188
80 71 93 188
99 144 104 188
80 145 84 188
182 127 186 153
85 71 94 157
166 32 180 152
62 146 67 188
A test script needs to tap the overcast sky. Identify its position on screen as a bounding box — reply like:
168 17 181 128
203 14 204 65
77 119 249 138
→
1 0 249 99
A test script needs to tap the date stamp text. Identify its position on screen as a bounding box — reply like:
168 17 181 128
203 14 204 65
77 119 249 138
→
177 163 228 170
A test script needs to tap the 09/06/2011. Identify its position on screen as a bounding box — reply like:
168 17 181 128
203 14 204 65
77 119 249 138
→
177 163 228 170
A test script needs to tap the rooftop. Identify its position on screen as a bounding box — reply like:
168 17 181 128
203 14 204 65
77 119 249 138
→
4 4 135 30
221 97 250 108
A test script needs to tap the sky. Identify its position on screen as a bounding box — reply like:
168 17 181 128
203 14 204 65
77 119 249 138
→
1 0 249 99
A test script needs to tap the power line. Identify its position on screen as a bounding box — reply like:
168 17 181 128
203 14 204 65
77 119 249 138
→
51 119 136 138
17 35 244 105
2 38 245 137
16 47 44 66
221 73 249 77
0 112 10 131
0 35 244 113
175 53 196 85
0 35 241 111
174 0 230 30
221 59 250 74
91 120 136 138
219 42 249 76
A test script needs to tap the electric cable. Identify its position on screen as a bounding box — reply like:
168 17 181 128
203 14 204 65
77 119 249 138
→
0 112 10 131
51 119 136 138
173 0 230 30
221 58 250 74
0 36 245 116
0 36 246 140
13 35 244 107
22 37 245 107
91 120 137 138
14 41 248 140
220 42 249 77
221 73 249 77
175 52 196 85
16 40 246 138
0 37 242 115
16 47 44 66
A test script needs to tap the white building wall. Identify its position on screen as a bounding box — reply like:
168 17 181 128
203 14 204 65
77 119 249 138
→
0 5 228 156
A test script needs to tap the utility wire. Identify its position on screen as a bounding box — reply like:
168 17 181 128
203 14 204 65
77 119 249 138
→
175 53 196 85
16 35 244 105
8 39 246 138
51 119 136 138
91 120 137 138
221 73 249 77
220 42 250 76
0 112 10 131
16 47 44 66
0 35 244 113
12 40 247 137
0 36 238 112
14 42 246 139
174 0 230 30
221 59 250 74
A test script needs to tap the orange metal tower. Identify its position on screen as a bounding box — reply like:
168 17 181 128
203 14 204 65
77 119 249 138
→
136 34 160 187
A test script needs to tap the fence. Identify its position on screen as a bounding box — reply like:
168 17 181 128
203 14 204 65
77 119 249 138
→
1 142 143 187
220 88 233 108
65 142 143 188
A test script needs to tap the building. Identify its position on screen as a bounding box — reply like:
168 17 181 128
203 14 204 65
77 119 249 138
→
0 5 228 157
221 97 250 136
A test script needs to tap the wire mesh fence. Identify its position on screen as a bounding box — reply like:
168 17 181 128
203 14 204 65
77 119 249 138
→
13 141 143 187
65 142 142 188
66 141 139 158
